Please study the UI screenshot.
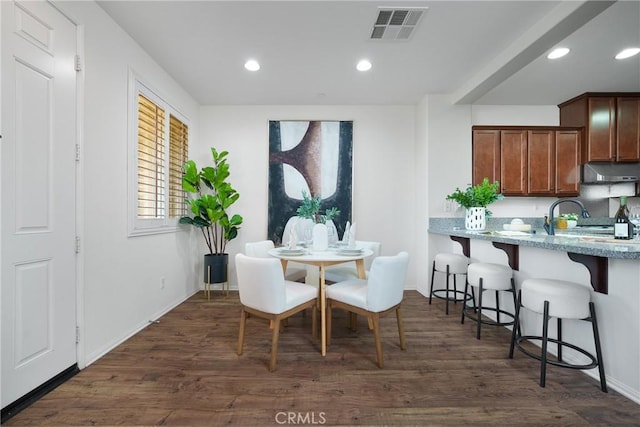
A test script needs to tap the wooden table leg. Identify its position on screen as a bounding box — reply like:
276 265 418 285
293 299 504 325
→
355 259 366 279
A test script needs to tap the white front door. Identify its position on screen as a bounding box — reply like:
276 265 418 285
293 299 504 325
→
1 0 78 408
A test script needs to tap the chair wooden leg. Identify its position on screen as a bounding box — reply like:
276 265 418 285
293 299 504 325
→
396 306 406 350
269 317 281 372
327 302 332 346
312 304 318 344
344 310 357 331
237 308 247 355
372 314 383 368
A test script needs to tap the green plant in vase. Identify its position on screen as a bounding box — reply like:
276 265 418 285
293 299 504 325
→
446 178 503 230
296 191 340 224
446 178 503 217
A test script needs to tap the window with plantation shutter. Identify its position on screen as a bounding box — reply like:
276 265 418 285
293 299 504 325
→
129 73 190 236
169 114 188 218
137 94 166 219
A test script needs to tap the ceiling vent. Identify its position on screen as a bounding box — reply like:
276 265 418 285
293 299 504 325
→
370 7 427 41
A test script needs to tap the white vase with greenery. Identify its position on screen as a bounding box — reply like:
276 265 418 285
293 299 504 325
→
296 191 340 246
446 178 503 231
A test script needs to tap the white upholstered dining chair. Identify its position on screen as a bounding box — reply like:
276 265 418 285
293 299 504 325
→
326 251 410 368
245 240 306 282
235 253 318 371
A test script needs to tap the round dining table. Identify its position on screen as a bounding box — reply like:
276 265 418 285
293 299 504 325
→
268 247 374 356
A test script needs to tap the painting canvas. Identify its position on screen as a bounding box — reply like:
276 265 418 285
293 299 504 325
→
268 120 353 245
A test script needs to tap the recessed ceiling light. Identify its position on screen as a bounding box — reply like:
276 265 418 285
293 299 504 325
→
244 60 260 71
615 47 640 60
356 59 372 72
547 48 570 59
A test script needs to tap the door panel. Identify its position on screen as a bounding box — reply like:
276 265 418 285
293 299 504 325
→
527 130 554 195
2 0 77 408
616 97 640 162
500 130 527 195
472 130 500 187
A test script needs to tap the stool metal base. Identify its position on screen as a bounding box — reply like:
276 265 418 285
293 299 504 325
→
509 291 607 393
429 261 469 315
512 335 598 370
461 277 517 340
462 306 515 328
430 289 469 303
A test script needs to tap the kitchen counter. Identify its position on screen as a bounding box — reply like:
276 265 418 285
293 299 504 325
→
429 218 640 260
429 218 640 295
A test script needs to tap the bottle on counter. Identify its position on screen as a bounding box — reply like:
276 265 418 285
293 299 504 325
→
614 195 633 240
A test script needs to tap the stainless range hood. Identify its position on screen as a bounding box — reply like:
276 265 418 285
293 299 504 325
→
581 162 640 183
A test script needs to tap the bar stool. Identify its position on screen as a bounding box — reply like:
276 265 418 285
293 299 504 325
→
509 278 607 392
429 253 470 315
461 262 516 339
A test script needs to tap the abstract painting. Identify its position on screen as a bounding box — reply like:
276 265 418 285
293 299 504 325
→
268 120 353 244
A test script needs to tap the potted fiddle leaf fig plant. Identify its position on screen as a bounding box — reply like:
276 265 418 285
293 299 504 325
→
180 147 243 285
446 178 503 230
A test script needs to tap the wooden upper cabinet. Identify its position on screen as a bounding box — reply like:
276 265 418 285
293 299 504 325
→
555 130 581 196
527 130 555 195
616 97 640 161
472 126 581 197
587 97 616 161
559 92 640 162
500 130 527 195
472 129 500 186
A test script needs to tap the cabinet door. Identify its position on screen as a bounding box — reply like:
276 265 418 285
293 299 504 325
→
616 97 640 162
527 130 555 195
500 130 527 195
555 130 581 196
472 130 500 187
586 97 616 161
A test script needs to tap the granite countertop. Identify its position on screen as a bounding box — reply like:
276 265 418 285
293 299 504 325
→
429 217 640 260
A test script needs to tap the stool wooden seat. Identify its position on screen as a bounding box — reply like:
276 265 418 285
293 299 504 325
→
429 253 470 315
461 262 516 339
508 278 607 392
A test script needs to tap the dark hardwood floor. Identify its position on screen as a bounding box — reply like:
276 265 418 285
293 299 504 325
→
5 290 640 426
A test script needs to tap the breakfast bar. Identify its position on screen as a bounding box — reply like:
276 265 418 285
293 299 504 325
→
428 217 640 403
430 221 640 294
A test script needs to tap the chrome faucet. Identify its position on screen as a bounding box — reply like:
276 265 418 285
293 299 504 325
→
544 198 590 235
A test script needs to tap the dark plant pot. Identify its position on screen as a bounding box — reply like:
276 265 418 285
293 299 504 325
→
204 253 228 284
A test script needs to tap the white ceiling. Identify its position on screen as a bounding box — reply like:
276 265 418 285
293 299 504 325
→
97 0 640 106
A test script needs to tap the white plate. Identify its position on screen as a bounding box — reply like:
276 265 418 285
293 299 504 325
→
336 249 363 255
278 249 305 256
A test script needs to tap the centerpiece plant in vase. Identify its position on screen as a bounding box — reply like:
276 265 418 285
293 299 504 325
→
446 178 503 231
295 191 340 249
180 147 243 287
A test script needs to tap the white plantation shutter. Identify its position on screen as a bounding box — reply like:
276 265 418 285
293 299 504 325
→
130 74 190 236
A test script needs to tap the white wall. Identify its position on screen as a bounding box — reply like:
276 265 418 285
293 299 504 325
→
414 97 429 295
58 1 201 366
197 105 418 289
